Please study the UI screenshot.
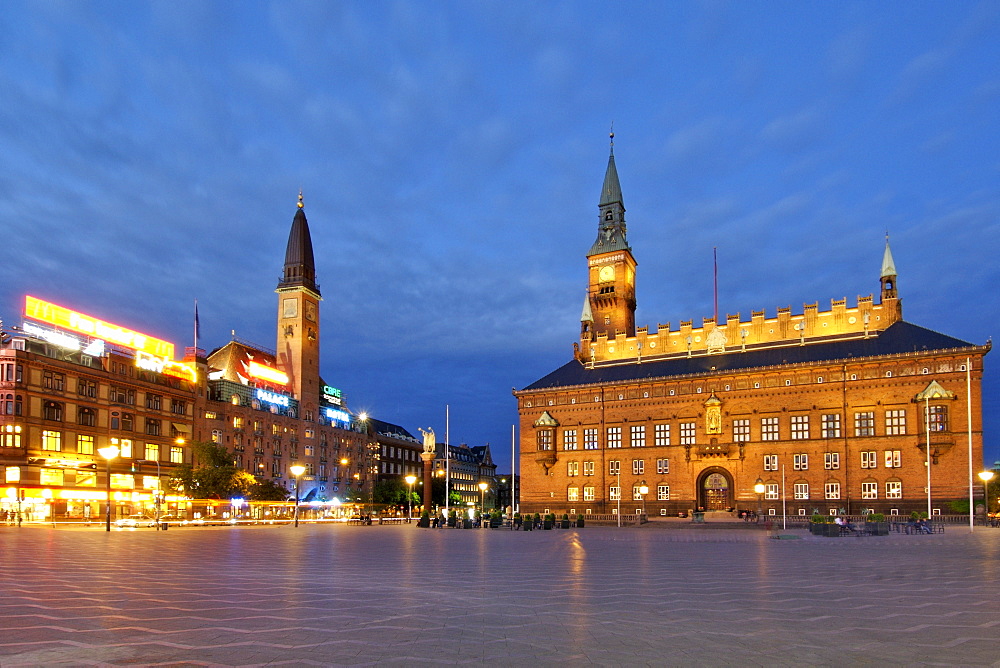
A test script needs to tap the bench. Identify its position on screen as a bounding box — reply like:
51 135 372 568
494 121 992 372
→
378 517 406 525
347 517 368 525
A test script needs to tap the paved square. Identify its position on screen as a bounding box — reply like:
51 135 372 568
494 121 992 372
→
0 522 997 666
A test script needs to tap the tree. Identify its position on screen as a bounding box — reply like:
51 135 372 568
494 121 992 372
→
169 441 256 500
248 478 291 501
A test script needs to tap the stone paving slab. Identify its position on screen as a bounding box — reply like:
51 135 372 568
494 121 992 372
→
0 523 998 666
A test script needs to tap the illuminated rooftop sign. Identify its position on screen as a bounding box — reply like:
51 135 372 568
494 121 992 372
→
322 385 342 406
256 388 290 407
325 407 350 424
247 361 289 386
135 351 197 383
25 296 174 359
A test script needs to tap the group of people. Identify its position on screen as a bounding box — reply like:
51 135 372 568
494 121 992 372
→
906 517 934 534
834 516 858 533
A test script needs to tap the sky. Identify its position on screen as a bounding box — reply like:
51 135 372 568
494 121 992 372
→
1 1 999 472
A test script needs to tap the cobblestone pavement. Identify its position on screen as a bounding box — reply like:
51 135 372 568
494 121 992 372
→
1 522 998 666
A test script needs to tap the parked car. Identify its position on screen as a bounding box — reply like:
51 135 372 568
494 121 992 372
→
115 513 156 528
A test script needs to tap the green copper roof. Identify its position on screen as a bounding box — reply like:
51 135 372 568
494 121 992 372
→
881 236 897 278
600 152 623 206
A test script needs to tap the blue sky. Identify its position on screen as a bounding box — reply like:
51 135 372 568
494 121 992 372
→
2 1 999 471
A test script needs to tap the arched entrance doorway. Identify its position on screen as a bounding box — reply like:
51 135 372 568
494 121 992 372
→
697 468 733 511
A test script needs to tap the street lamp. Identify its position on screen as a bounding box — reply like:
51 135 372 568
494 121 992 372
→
405 474 417 522
478 481 488 522
616 468 621 528
98 444 120 532
978 470 994 519
638 480 648 518
290 464 305 527
754 477 765 522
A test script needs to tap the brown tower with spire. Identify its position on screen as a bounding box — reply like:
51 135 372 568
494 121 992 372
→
581 133 637 359
276 192 322 422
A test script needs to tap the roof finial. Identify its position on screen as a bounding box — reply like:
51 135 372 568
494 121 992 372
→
609 122 615 155
297 190 304 209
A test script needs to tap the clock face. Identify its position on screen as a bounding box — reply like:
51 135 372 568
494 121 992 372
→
282 298 297 319
305 302 316 322
599 265 615 282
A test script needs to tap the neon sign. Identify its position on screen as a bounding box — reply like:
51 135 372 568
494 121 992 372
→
247 361 289 386
256 388 290 407
25 296 174 358
322 385 342 406
325 407 350 423
135 351 197 383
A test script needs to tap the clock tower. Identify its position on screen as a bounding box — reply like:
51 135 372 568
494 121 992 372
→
584 133 637 346
276 192 322 422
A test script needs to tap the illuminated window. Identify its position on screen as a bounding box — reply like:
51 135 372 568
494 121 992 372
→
583 486 595 501
110 473 134 489
609 486 620 501
862 482 878 499
925 405 948 432
657 485 669 500
824 452 840 470
885 409 906 435
854 411 875 437
76 470 96 487
630 425 646 447
733 419 750 442
42 430 62 452
563 429 578 451
632 485 644 501
609 460 620 476
211 429 223 444
763 454 778 471
117 439 133 458
884 450 901 468
145 443 159 461
536 429 553 451
761 417 779 441
567 487 579 502
656 458 669 474
885 481 902 499
765 483 779 500
40 468 64 486
791 415 809 440
861 451 877 469
583 428 599 450
77 434 94 454
5 466 20 482
654 423 670 446
679 422 696 445
632 459 644 475
582 461 594 476
793 453 808 471
821 414 841 438
205 411 218 419
825 482 840 500
607 427 622 448
1 425 23 448
793 483 809 500
567 461 579 476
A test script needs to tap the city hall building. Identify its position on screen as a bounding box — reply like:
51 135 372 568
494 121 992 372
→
514 140 989 519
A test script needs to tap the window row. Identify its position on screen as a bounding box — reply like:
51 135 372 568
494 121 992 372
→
38 433 183 462
571 485 670 502
538 407 942 452
571 459 671 477
763 450 901 471
760 480 903 501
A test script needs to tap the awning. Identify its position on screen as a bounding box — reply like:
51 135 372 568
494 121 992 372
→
301 488 318 502
171 423 192 434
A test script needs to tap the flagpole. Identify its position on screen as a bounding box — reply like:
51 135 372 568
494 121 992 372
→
511 424 516 516
967 356 974 532
445 404 450 519
713 247 718 324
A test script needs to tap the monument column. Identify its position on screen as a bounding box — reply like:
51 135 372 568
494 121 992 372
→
418 428 437 526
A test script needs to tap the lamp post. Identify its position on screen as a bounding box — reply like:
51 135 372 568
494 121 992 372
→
979 471 994 520
405 474 417 522
478 481 488 523
638 480 648 518
139 457 162 529
616 469 621 528
754 477 765 523
290 464 305 527
98 444 120 532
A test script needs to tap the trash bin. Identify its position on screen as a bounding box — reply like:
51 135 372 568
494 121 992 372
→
692 511 705 523
161 522 168 530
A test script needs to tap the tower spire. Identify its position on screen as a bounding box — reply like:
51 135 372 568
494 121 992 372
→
278 191 320 297
589 131 628 256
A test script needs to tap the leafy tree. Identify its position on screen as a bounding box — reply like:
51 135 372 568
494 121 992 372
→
168 441 256 500
248 478 291 501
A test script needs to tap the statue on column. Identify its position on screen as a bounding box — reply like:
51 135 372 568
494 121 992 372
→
418 427 436 454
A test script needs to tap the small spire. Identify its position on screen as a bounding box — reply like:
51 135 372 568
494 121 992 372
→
881 232 896 278
297 190 304 209
609 122 615 155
